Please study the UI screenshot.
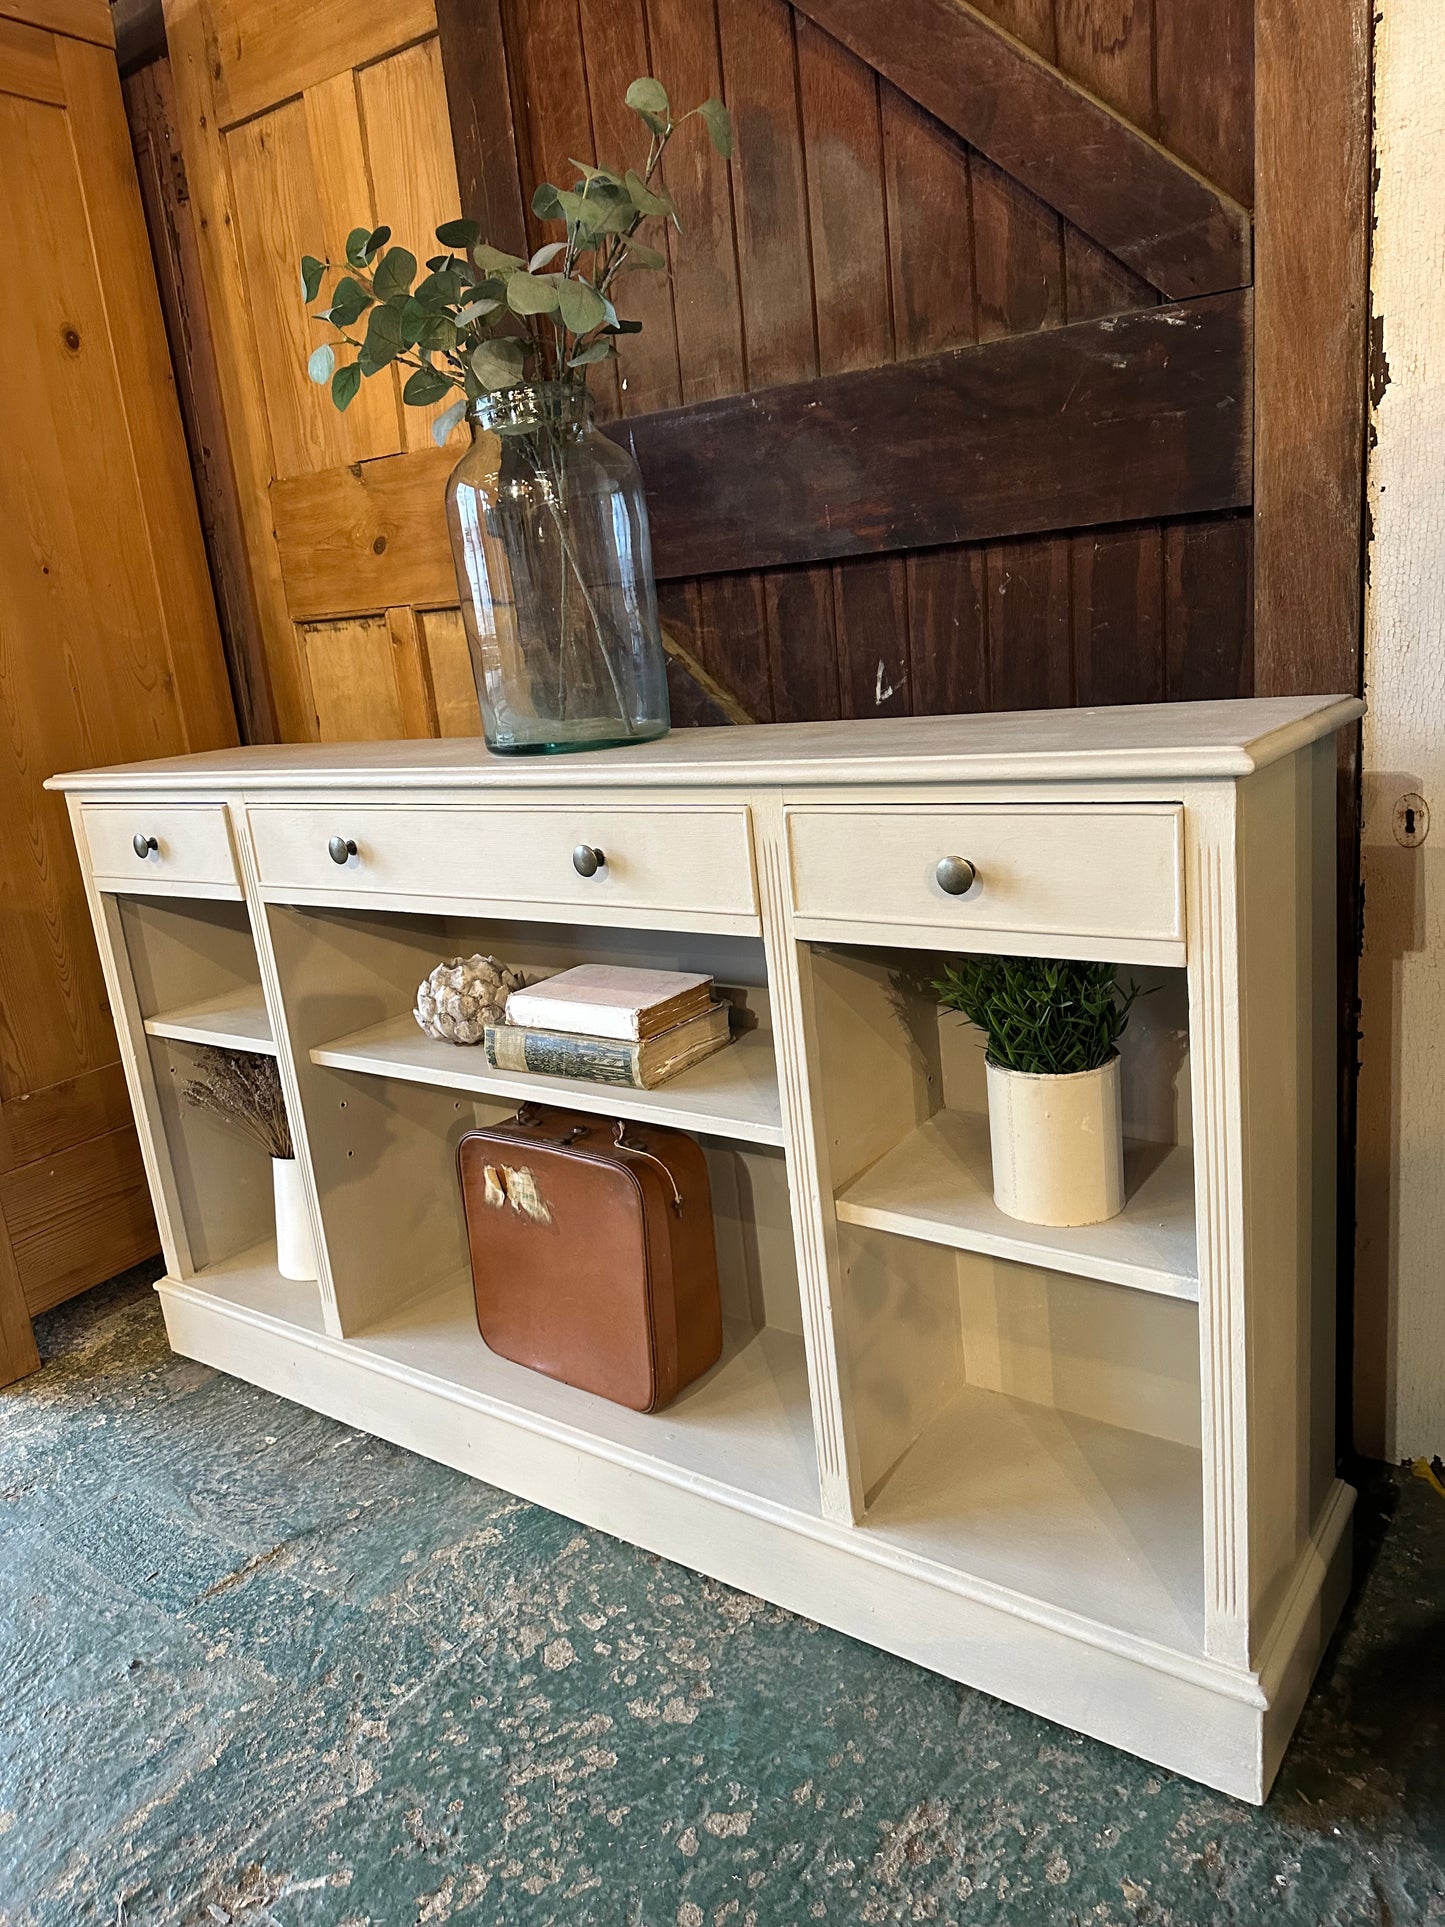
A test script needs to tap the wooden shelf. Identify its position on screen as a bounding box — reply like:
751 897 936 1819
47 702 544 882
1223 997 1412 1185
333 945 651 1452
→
309 1012 785 1147
173 1254 818 1519
144 986 275 1055
834 1109 1198 1300
864 1383 1204 1651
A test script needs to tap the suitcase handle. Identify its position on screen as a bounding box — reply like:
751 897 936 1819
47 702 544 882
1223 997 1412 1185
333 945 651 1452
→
504 1104 685 1214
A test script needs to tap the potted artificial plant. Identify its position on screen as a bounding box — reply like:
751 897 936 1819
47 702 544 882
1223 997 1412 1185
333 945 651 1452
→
182 1048 316 1282
933 956 1142 1227
299 77 732 758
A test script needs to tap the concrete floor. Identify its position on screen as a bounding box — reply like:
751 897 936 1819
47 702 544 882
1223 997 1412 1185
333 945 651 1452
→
0 1264 1441 1927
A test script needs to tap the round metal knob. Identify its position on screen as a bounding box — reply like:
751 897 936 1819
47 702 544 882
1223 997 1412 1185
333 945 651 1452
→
935 854 976 896
327 835 358 866
132 833 158 860
572 844 605 878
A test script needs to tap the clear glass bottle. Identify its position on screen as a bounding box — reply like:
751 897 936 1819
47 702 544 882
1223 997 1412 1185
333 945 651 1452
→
444 381 670 754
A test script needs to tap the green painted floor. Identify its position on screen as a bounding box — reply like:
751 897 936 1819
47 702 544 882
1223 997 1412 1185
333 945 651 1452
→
1 1265 1441 1927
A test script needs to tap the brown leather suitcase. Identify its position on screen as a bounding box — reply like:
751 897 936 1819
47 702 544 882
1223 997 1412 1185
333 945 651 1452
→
457 1104 723 1412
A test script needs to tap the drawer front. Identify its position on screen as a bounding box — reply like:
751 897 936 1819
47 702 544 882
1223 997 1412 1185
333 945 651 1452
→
83 803 239 896
787 805 1183 949
249 805 759 923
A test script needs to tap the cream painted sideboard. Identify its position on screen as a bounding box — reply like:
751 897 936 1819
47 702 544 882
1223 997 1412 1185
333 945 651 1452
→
51 697 1361 1801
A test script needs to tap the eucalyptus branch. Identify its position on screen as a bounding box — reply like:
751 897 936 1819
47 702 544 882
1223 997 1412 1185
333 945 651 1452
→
299 75 731 422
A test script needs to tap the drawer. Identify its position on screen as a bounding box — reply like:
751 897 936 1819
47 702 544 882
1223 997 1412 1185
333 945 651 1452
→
248 804 759 926
787 804 1183 953
82 803 240 897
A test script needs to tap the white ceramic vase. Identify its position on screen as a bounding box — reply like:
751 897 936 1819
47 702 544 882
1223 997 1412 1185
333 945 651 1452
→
272 1155 318 1282
984 1054 1125 1227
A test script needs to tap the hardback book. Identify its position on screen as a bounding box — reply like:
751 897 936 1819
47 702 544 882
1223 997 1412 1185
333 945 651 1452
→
502 963 715 1041
484 1003 731 1089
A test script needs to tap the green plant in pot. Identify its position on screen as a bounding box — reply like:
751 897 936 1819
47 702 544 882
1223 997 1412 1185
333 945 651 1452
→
933 956 1142 1227
299 78 732 757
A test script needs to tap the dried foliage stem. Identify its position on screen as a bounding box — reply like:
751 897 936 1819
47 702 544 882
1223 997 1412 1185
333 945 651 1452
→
181 1048 294 1160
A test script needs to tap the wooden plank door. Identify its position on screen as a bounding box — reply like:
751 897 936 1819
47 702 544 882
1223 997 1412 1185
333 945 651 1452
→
0 0 236 1381
161 0 486 745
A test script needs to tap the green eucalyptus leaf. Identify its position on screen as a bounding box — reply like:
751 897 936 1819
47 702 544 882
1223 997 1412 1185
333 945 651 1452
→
371 245 417 300
638 109 670 140
432 394 469 446
327 276 374 328
300 254 326 302
474 243 526 274
531 182 568 222
529 241 568 271
454 296 503 329
413 267 466 311
402 364 453 406
470 335 527 390
435 217 481 250
556 277 607 335
307 342 335 384
694 97 733 158
625 76 670 119
363 224 391 261
397 297 430 349
625 169 673 218
568 337 615 367
345 226 372 269
569 158 624 186
331 361 362 411
361 301 404 369
623 240 666 271
422 313 459 354
505 271 561 316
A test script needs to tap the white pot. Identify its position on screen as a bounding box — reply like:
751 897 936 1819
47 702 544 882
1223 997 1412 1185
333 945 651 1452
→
272 1156 318 1282
984 1055 1125 1226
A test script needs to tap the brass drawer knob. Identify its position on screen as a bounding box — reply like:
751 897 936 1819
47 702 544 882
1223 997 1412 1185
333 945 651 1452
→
328 835 358 866
132 833 158 860
572 844 605 878
935 854 976 896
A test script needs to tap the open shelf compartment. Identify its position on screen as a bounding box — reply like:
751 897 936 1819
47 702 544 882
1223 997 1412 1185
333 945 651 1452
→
814 943 1197 1299
809 941 1204 1649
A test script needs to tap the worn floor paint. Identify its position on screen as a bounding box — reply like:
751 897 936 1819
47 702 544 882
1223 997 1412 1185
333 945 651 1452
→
0 1265 1441 1927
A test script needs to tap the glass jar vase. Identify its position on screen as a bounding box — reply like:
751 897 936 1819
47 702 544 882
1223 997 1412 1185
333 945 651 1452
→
444 382 670 754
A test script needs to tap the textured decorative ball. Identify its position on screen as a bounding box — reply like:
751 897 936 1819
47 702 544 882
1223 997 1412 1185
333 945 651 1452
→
413 954 524 1046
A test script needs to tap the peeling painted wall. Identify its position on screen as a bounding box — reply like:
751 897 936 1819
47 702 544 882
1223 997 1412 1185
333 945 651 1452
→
1355 0 1445 1457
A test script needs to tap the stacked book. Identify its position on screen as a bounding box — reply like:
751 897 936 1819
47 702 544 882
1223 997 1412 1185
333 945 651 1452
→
484 964 731 1090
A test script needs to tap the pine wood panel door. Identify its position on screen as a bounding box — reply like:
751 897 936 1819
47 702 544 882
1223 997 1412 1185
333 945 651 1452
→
161 0 484 745
0 0 236 1378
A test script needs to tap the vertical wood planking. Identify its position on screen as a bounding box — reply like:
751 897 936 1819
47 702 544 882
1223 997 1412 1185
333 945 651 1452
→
1164 515 1252 700
718 0 834 719
1072 525 1165 704
576 0 682 415
226 94 395 477
1154 0 1254 698
883 87 985 716
434 0 529 255
357 38 466 452
123 59 278 744
966 0 1071 712
797 19 908 718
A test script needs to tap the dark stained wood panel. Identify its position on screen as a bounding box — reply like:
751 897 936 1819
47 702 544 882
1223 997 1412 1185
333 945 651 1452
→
607 291 1252 579
790 0 1250 298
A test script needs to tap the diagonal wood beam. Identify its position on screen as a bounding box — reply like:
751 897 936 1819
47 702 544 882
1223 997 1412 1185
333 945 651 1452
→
790 0 1251 300
270 292 1250 614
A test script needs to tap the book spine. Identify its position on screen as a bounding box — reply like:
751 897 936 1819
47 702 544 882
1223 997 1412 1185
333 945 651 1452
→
486 1026 644 1086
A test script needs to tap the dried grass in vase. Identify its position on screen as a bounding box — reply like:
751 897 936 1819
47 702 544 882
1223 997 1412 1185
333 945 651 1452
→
181 1047 294 1159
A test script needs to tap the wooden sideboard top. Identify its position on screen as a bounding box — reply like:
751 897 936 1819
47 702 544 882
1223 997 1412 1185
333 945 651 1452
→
49 695 1362 795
